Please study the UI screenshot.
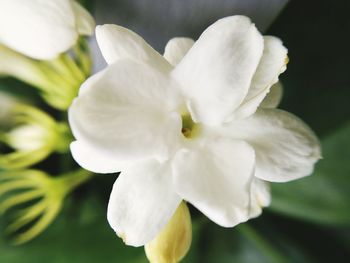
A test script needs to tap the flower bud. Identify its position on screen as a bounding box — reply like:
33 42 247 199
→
145 202 192 263
0 104 72 169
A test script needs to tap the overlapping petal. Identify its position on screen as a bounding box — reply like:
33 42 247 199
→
163 37 195 66
72 1 95 36
260 82 283 109
172 16 264 125
66 15 321 245
249 178 271 218
219 108 321 182
0 0 93 60
233 36 288 119
69 59 183 163
70 141 132 174
172 138 255 227
96 24 172 72
107 160 182 247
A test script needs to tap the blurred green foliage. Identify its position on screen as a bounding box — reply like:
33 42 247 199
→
271 122 350 225
0 195 146 263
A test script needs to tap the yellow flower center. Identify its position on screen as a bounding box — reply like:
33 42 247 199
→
181 114 199 139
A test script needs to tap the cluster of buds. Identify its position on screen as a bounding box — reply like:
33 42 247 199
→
0 0 96 244
0 95 94 244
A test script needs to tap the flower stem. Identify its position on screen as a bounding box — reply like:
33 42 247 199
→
56 169 94 195
74 38 92 76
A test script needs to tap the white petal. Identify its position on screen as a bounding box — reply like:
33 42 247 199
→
69 59 183 163
163 37 194 66
96 24 172 72
71 1 95 36
172 16 264 125
220 108 321 182
249 178 271 218
70 141 132 174
107 160 182 247
172 138 255 227
0 0 77 59
233 36 288 119
260 81 283 109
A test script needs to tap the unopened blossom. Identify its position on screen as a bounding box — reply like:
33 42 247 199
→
69 15 321 248
0 0 95 60
145 202 192 263
0 104 71 169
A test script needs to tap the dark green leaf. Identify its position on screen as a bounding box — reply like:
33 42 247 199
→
0 195 147 263
270 122 350 225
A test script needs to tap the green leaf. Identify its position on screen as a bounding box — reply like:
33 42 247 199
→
270 122 350 225
192 220 310 263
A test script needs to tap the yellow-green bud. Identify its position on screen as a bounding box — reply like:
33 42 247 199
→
145 202 192 263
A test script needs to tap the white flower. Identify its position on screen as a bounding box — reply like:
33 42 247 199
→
0 0 95 60
68 16 321 247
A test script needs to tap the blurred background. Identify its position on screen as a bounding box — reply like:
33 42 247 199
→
0 0 349 262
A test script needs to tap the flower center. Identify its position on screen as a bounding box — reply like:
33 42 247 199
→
181 114 197 138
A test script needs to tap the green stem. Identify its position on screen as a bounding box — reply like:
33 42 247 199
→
37 61 74 94
43 57 78 87
59 54 86 83
74 38 92 76
54 122 73 153
57 169 94 195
